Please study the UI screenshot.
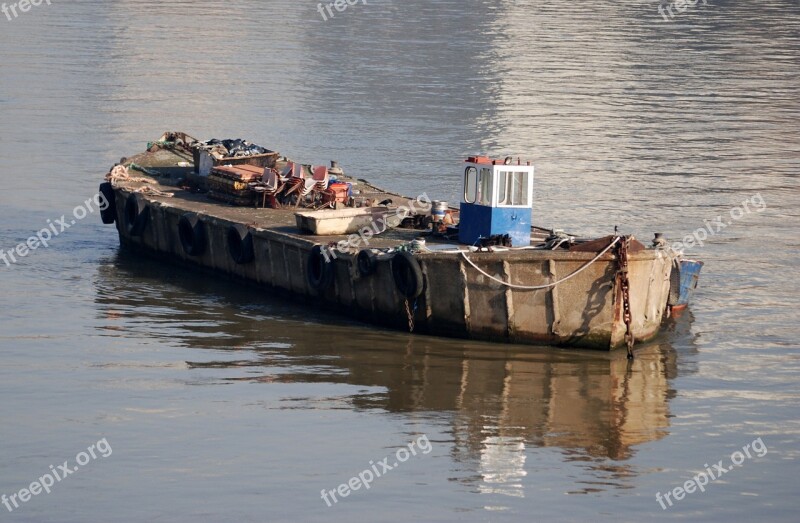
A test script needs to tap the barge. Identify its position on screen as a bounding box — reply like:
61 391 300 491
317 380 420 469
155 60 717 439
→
99 132 702 354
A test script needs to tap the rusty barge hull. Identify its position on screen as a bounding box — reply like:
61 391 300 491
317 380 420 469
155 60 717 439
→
107 183 673 351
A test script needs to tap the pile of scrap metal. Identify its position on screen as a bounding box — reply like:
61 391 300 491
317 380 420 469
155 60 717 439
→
140 131 349 209
145 132 275 161
192 136 280 179
207 164 266 206
247 160 352 210
207 159 353 209
195 138 274 160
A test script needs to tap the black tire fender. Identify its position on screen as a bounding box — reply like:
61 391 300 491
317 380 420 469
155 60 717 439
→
391 251 424 299
99 182 116 224
307 245 335 291
124 193 149 237
357 249 377 277
178 214 207 257
227 224 254 264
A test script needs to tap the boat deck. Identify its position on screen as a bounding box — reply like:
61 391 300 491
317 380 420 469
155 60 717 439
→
115 147 553 251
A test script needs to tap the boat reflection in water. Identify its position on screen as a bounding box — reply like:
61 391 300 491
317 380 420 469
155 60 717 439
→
94 251 696 497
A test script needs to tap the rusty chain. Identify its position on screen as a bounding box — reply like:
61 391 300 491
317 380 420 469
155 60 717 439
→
616 236 635 360
404 299 415 333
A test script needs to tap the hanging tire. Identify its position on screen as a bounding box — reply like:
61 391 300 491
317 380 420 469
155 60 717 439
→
227 224 254 264
307 245 334 291
391 251 424 299
98 182 116 224
178 214 207 256
124 193 149 236
357 249 377 276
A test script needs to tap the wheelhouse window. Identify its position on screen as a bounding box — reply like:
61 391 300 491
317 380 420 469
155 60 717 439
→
477 167 492 206
497 171 530 207
464 166 477 203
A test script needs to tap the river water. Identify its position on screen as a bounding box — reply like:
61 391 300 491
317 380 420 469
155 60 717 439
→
0 1 798 521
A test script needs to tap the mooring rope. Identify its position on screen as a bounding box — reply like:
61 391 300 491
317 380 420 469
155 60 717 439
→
133 186 174 198
106 164 155 185
106 164 174 197
459 236 620 290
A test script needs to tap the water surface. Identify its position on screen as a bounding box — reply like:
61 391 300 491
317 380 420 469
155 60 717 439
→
0 1 798 521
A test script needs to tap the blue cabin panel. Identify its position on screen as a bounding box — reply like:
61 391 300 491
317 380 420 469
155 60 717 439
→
459 203 531 246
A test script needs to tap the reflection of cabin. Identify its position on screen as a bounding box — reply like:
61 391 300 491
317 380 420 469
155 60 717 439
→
444 356 673 462
459 156 534 246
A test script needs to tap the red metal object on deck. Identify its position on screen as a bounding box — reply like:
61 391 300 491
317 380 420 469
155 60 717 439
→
466 155 492 164
211 164 264 182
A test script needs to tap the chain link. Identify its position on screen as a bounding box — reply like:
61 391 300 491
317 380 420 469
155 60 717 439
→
404 299 415 333
616 236 635 359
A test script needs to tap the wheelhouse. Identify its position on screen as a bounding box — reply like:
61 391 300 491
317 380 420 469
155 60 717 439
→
459 156 534 246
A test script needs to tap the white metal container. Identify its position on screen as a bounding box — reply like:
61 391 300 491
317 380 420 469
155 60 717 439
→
295 207 396 236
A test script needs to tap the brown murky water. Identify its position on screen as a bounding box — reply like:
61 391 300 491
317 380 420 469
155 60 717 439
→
1 1 798 521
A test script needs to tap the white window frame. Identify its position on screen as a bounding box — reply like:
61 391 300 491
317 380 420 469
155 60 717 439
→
462 162 534 208
464 166 477 203
493 165 534 208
